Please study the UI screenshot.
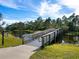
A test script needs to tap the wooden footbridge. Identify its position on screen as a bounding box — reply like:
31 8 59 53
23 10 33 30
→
32 28 63 48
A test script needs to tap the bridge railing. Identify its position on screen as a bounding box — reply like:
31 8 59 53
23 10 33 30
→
40 29 63 49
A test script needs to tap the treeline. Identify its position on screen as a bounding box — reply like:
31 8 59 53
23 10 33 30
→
6 13 79 32
0 13 79 37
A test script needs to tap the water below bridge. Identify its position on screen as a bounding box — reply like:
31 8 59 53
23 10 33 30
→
62 35 79 44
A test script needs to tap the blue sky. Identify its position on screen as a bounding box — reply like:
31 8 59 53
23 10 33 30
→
0 0 79 24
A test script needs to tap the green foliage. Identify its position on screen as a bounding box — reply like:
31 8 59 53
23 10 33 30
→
68 14 79 32
44 17 51 29
66 32 79 36
6 22 26 37
63 32 79 43
6 22 25 31
30 44 79 59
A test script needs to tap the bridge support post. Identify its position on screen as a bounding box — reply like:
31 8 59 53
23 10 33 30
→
41 37 44 49
56 30 59 42
54 32 56 43
46 36 48 45
48 35 51 45
60 29 64 43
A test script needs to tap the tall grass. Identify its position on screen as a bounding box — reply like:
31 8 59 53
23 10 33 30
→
0 33 22 48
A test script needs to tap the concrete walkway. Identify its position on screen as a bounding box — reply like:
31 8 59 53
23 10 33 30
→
0 40 41 59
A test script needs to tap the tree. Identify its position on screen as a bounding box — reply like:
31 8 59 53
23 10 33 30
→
56 18 62 28
68 22 74 31
44 17 51 29
25 17 44 31
33 17 43 30
62 15 68 24
36 17 44 30
6 22 26 37
25 21 34 30
68 13 75 22
72 15 79 31
51 19 56 28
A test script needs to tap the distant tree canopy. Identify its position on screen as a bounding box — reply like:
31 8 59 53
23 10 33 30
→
5 13 79 35
6 22 25 31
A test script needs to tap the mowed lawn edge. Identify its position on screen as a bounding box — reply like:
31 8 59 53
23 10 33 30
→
30 44 79 59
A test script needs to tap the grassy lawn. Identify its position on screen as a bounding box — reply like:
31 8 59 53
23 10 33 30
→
0 33 22 48
30 44 79 59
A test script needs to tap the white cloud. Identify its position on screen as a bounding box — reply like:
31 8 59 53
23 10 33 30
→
35 0 79 18
59 0 79 14
3 19 25 25
0 0 19 9
0 0 38 11
59 0 79 8
36 0 62 18
3 18 35 25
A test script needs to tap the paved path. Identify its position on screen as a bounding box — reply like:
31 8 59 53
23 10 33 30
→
0 40 41 59
27 39 42 47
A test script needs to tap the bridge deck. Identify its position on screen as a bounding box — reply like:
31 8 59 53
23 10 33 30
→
32 28 60 39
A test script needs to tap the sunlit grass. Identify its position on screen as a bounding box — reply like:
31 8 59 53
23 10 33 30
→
30 44 79 59
0 33 22 48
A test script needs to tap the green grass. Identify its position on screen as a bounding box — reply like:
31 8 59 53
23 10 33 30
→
66 32 79 36
0 33 22 48
30 44 79 59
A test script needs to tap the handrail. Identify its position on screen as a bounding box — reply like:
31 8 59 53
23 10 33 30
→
41 28 62 49
41 29 60 37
